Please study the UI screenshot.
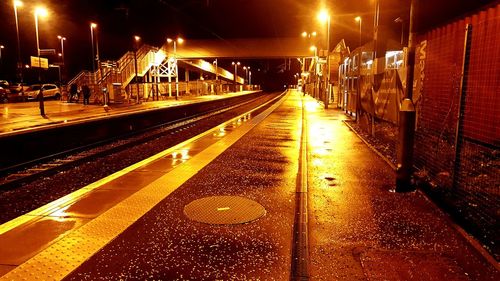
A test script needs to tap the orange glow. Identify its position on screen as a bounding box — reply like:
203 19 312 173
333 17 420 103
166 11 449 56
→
90 22 97 28
309 46 317 52
177 38 184 44
301 31 307 37
355 16 361 22
14 0 23 8
34 7 48 17
317 9 329 23
134 35 141 41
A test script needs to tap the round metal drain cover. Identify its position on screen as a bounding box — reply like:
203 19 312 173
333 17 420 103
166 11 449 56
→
184 196 266 225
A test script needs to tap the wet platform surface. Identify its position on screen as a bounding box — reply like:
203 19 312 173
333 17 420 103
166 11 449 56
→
0 90 498 280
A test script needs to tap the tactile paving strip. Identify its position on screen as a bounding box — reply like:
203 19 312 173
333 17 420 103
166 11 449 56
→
184 196 266 224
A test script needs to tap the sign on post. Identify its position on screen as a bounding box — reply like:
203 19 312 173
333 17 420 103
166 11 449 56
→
30 56 49 69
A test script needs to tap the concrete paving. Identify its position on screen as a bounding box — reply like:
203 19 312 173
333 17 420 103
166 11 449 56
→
0 90 498 280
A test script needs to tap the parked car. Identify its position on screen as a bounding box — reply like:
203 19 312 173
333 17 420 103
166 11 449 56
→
9 82 29 94
24 84 62 100
0 85 9 103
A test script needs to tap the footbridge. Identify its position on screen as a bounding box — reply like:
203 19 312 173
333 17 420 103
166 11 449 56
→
67 37 343 102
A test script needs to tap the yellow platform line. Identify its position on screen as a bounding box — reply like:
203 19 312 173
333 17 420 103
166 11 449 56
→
1 91 288 280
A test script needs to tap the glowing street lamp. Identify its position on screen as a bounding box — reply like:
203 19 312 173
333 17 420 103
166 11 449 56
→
57 35 66 82
13 1 24 82
232 61 240 92
133 35 141 103
34 6 48 116
90 22 97 74
167 37 184 99
355 16 362 47
317 8 331 109
243 66 250 84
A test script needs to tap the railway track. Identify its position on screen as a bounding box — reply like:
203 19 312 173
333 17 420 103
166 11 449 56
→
0 93 281 190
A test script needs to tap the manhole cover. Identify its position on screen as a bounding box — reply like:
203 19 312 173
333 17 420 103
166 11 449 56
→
184 196 266 225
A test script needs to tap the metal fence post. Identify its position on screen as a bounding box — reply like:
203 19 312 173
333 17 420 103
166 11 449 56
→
452 24 472 189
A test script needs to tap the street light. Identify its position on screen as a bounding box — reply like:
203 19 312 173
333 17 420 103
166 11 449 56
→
57 35 66 82
243 66 250 84
395 17 404 45
90 22 97 75
133 35 141 104
317 9 331 109
34 6 47 116
13 0 23 82
167 37 183 100
355 16 362 47
232 61 240 92
249 71 252 86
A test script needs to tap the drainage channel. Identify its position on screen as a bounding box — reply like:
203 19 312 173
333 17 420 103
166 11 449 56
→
291 94 310 280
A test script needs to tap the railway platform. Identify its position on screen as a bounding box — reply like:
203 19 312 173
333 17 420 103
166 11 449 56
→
0 91 256 134
0 90 498 280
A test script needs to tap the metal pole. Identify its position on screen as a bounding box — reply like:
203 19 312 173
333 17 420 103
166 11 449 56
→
35 13 45 116
134 48 139 103
14 3 23 83
396 0 418 192
452 24 472 190
174 41 179 100
90 25 95 74
325 16 330 109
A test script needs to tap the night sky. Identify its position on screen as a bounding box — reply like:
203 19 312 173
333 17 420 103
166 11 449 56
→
0 0 497 82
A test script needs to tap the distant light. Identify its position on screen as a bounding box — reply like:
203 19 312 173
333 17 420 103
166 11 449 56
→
177 38 184 44
14 1 23 8
355 16 361 22
366 60 373 65
317 9 329 23
34 6 48 17
90 22 97 28
134 35 141 42
310 46 317 51
301 31 307 37
58 53 62 57
167 38 173 43
25 64 30 68
311 31 317 37
0 45 4 49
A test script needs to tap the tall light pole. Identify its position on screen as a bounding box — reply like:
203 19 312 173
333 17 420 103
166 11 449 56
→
14 0 23 82
167 37 183 100
310 45 318 99
232 61 240 92
395 17 404 45
355 16 363 122
213 59 218 93
355 16 362 47
249 70 252 86
90 23 97 77
133 35 141 104
34 6 47 116
243 66 250 84
0 45 4 77
57 35 66 82
318 9 331 109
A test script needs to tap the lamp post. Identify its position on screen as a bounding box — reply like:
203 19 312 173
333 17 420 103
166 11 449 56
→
243 66 250 84
213 59 218 93
249 70 252 86
232 61 240 92
395 17 404 45
57 35 66 82
34 6 47 116
310 45 318 99
13 0 23 82
318 9 331 109
133 35 141 104
355 16 362 47
167 37 183 100
90 23 97 78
